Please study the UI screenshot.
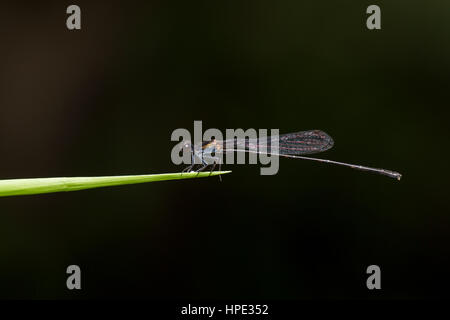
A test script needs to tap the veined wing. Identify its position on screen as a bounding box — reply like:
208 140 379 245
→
221 130 334 155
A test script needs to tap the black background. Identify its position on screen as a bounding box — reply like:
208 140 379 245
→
0 1 449 299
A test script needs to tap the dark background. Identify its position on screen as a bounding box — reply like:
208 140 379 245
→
0 1 449 299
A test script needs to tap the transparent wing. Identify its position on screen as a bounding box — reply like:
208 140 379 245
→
221 130 334 155
276 130 334 155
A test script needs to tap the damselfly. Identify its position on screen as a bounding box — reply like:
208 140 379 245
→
180 130 402 180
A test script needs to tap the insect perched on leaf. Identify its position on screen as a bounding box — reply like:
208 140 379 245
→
179 130 402 180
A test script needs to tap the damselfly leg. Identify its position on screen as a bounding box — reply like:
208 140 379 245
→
194 155 222 181
181 149 196 173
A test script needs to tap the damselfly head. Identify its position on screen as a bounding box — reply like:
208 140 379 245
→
177 140 192 152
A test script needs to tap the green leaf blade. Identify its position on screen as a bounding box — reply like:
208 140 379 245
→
0 171 231 197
